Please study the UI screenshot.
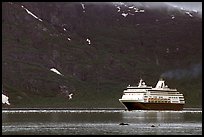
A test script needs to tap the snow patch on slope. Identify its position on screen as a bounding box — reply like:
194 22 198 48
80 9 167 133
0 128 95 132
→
21 5 43 22
2 94 10 105
50 68 63 76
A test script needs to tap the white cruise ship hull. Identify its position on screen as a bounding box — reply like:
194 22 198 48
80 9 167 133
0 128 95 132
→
119 100 184 111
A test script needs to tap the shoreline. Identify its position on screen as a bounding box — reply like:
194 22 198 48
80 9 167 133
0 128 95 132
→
2 107 202 111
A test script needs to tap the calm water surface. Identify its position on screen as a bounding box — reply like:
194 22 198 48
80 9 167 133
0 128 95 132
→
2 108 202 135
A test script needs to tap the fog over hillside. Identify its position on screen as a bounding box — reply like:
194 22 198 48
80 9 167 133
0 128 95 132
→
112 2 202 15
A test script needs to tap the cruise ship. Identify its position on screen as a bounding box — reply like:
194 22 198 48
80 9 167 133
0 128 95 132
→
119 79 185 111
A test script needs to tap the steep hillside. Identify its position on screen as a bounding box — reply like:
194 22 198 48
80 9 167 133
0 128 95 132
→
2 2 202 108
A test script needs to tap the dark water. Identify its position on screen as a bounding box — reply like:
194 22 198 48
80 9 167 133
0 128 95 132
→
2 108 202 135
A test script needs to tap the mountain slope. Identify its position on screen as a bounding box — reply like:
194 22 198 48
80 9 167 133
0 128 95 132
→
2 2 202 108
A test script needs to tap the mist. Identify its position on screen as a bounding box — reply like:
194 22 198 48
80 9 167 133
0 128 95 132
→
110 2 202 16
165 2 202 13
161 63 202 80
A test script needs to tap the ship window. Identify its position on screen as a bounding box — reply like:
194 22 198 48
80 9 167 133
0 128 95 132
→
172 101 178 103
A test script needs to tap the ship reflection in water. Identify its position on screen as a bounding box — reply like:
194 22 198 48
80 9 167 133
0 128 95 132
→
121 109 202 135
2 108 202 135
122 109 198 123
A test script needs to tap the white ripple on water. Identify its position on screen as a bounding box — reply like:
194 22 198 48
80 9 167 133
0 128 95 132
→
2 109 124 113
2 109 202 113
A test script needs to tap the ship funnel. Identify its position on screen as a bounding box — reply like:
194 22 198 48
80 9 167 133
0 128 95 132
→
138 79 143 87
155 79 165 88
138 79 147 87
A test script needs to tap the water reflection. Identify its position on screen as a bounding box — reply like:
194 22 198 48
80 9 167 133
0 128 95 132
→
122 110 185 123
2 110 123 124
2 109 202 135
121 110 202 135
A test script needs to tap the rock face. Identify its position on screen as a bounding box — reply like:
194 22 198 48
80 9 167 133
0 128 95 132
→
2 2 202 107
119 123 129 125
